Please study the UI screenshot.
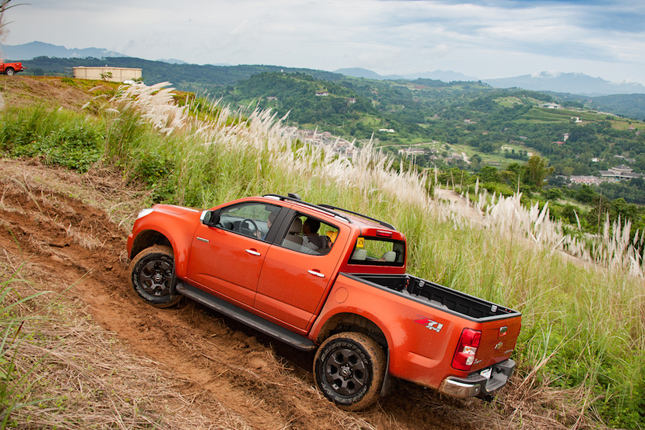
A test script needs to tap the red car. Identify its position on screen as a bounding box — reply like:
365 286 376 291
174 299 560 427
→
0 59 25 75
127 193 521 410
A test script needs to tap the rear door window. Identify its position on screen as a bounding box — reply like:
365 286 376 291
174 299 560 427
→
280 214 339 255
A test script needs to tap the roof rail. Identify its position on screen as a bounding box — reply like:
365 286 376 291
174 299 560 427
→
262 194 352 223
318 204 396 230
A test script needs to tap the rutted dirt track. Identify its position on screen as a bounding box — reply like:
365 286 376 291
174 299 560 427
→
0 159 527 429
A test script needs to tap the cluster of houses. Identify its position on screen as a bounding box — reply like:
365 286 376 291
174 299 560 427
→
289 128 357 157
289 126 645 184
398 145 469 164
569 164 643 185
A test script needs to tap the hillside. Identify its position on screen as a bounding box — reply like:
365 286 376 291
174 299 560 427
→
2 76 643 429
3 158 500 429
483 72 645 96
218 72 645 185
20 56 344 92
0 41 125 60
19 55 645 123
0 78 543 430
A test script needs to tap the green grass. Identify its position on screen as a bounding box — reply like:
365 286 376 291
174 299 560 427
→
2 83 645 428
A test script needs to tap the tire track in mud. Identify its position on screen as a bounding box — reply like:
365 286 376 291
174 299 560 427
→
0 169 325 429
0 160 492 430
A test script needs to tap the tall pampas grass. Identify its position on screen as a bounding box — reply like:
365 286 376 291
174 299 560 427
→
104 82 645 427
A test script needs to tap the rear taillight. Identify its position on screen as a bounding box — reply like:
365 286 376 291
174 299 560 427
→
451 328 481 371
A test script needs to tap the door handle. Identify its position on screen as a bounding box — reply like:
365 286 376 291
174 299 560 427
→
246 249 261 256
308 270 325 278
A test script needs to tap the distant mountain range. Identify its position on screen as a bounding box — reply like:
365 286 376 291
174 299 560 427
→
483 72 645 97
0 41 125 61
3 41 645 97
334 67 476 83
335 68 645 96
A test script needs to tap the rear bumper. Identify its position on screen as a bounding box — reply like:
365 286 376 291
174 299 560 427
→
439 359 515 399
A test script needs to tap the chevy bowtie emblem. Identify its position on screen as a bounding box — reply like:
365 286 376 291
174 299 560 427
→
494 342 504 350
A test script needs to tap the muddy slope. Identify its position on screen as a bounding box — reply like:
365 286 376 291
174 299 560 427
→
0 158 535 430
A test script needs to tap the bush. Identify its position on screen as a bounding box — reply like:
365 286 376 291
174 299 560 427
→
482 181 515 197
0 107 105 172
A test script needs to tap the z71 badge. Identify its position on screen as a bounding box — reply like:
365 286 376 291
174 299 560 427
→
414 316 444 333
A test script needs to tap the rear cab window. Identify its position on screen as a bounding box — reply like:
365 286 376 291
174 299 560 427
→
348 236 405 266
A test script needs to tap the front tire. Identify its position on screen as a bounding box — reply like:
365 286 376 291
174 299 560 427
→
129 245 182 308
314 332 386 411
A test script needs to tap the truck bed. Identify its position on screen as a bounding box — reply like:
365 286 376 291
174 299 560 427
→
346 273 520 322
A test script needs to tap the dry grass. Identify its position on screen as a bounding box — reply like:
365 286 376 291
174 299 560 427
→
0 159 148 232
1 253 257 430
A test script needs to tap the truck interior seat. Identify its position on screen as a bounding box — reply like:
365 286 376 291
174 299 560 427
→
282 218 303 249
351 248 367 261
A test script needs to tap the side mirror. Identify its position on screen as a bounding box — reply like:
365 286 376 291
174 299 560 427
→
200 210 220 226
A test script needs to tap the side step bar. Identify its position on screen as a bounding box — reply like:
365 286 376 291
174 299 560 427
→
175 283 317 351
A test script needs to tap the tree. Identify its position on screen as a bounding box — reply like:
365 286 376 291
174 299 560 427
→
525 156 555 188
576 185 597 204
0 0 12 36
479 165 499 183
543 188 563 201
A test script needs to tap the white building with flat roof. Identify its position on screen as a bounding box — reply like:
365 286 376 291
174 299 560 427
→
73 66 142 82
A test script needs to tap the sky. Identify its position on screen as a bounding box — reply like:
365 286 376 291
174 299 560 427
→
1 0 645 85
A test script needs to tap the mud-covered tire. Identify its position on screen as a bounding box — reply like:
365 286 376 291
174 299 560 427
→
129 245 182 308
314 332 386 411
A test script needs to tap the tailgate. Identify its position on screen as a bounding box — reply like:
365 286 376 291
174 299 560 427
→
473 315 521 371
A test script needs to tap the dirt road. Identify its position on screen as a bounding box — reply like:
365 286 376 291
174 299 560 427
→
0 158 526 430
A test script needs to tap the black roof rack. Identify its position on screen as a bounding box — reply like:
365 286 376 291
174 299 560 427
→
262 194 352 224
318 204 396 230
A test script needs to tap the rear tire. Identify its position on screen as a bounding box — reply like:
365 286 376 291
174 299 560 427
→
5 68 14 76
129 245 182 308
314 332 386 411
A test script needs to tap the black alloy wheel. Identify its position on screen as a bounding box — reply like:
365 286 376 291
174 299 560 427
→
129 245 182 308
314 332 386 411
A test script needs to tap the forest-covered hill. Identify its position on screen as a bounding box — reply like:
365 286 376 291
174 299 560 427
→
19 56 645 190
22 56 645 120
217 72 645 176
22 56 344 90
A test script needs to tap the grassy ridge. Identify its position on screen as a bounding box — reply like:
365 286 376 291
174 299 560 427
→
1 81 644 428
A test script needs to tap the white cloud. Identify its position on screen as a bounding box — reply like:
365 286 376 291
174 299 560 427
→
3 0 645 84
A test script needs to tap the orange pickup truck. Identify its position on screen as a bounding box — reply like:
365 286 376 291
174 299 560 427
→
0 59 25 75
127 194 521 410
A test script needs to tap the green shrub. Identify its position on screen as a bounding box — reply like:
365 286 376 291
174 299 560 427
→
0 106 105 172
